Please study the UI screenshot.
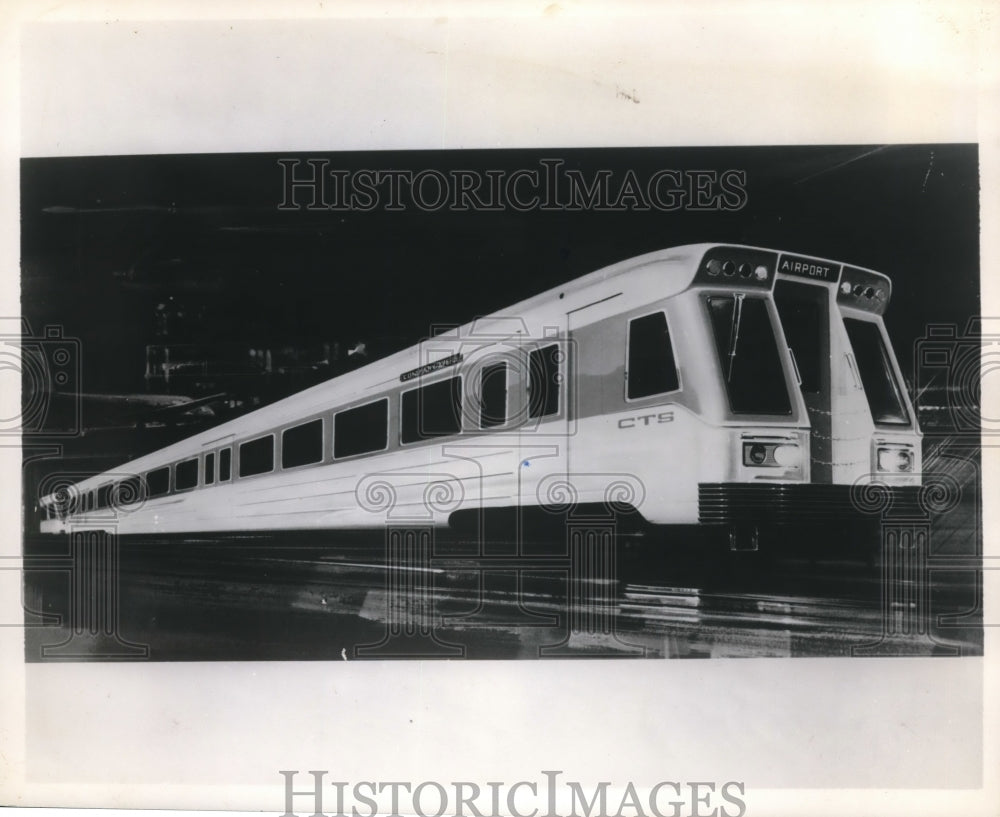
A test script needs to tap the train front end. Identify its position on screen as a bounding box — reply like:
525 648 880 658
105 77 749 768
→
684 245 921 550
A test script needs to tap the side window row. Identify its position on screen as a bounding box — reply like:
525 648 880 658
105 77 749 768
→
76 323 679 511
399 344 561 441
83 344 568 507
77 323 682 511
143 447 231 500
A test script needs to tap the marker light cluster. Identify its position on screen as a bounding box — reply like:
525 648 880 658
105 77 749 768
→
839 280 884 301
706 258 769 281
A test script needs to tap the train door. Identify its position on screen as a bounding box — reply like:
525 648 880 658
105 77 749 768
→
774 280 833 482
564 294 625 501
203 437 234 530
515 332 570 512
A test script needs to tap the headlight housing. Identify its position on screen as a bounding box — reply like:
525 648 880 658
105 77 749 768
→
742 440 803 468
876 445 914 473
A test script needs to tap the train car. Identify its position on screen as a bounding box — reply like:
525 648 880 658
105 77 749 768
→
37 243 921 548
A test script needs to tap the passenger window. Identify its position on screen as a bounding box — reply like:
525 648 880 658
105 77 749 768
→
283 418 324 468
239 435 274 477
204 452 215 485
219 447 232 481
401 377 463 443
479 363 507 428
627 312 680 399
175 457 199 490
147 467 170 497
117 476 142 505
335 400 388 458
528 345 560 418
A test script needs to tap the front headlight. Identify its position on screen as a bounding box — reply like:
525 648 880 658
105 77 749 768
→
742 440 802 468
876 445 913 473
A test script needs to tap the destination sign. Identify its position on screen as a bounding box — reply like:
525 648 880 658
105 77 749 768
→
400 353 464 382
776 253 840 283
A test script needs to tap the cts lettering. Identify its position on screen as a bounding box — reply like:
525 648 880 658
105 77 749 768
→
618 411 674 429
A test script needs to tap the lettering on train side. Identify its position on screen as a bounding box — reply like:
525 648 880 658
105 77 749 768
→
617 411 675 429
399 353 464 382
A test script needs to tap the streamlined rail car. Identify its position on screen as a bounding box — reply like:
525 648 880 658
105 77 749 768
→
38 244 921 546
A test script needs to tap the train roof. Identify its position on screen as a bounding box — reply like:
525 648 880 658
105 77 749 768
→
41 243 891 500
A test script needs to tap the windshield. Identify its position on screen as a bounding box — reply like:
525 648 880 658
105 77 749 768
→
843 317 910 426
706 295 792 415
774 280 827 395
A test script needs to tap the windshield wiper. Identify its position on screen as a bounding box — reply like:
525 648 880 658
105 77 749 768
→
726 293 744 382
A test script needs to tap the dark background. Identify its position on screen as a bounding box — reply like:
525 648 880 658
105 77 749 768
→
19 146 984 658
20 144 979 418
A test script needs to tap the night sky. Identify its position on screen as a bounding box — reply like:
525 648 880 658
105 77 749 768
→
21 145 979 396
